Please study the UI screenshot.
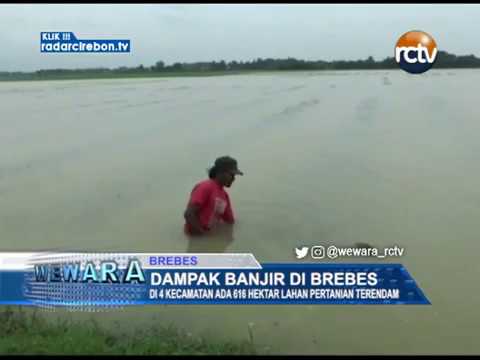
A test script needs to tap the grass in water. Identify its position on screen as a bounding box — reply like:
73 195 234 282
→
0 307 261 355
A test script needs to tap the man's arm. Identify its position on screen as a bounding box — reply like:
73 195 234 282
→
184 182 212 235
184 204 206 235
222 196 235 224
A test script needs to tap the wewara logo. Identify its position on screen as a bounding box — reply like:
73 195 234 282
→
395 30 438 74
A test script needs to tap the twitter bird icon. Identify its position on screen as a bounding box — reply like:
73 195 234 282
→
295 246 309 259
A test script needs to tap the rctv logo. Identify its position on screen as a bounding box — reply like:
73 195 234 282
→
395 30 438 74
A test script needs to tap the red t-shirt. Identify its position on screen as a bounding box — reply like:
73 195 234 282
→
184 179 234 234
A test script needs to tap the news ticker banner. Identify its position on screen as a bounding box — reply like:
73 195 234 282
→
0 252 430 309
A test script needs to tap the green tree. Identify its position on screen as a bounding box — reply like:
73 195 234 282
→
153 61 165 71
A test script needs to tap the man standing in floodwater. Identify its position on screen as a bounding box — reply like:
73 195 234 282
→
183 156 243 236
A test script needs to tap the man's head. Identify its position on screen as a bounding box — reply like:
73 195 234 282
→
208 156 244 188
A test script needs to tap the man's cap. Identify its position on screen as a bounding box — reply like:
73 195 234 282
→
214 156 244 176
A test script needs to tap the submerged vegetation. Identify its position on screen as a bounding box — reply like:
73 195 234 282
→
1 50 479 82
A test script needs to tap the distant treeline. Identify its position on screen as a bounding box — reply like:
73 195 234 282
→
145 51 480 71
1 51 480 80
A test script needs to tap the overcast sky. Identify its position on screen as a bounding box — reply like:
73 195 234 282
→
0 4 479 72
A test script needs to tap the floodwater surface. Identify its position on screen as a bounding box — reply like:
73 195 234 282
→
1 70 479 354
